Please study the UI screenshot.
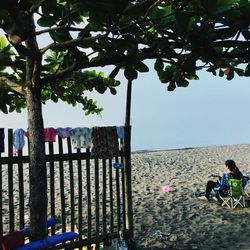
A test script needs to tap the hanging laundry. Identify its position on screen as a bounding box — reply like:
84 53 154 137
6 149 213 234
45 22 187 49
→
13 128 26 150
116 126 125 149
91 126 119 159
116 126 124 139
71 127 92 149
57 127 73 139
0 128 4 152
26 128 57 142
44 127 57 142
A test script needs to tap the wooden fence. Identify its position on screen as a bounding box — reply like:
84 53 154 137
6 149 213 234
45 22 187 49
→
0 128 127 249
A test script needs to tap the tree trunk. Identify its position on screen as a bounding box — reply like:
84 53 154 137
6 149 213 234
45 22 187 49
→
26 85 47 240
23 15 47 240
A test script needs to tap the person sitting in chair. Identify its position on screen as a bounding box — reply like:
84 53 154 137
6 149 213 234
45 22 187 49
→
198 160 243 201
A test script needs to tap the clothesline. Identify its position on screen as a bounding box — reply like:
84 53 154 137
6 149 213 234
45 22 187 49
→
0 126 125 159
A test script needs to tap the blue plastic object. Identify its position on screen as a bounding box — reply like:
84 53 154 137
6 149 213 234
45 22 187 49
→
112 163 123 170
15 232 78 250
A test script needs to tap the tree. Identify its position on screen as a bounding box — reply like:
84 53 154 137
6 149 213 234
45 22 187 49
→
0 0 249 240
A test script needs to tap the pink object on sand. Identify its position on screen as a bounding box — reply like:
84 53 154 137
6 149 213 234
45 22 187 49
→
162 185 170 193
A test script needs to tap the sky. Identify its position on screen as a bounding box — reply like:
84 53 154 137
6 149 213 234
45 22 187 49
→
1 62 250 152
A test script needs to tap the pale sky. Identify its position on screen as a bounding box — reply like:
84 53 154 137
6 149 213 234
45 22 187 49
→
1 62 250 151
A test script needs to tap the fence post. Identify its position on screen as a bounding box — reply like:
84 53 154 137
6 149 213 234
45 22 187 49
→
124 79 134 237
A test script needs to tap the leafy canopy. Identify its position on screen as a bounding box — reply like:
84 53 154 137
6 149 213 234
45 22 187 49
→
0 0 249 113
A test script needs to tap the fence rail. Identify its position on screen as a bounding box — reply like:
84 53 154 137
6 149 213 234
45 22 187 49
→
0 128 126 249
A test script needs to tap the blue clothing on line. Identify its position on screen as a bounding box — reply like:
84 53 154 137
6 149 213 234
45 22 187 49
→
116 126 124 139
56 127 73 139
71 127 92 149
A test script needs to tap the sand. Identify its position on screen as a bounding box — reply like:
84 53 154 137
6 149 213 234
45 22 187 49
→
131 144 250 250
1 144 250 250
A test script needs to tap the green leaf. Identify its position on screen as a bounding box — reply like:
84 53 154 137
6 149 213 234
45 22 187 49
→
124 66 138 81
51 94 58 103
187 75 199 80
216 0 241 13
167 81 176 91
0 65 6 71
175 13 196 32
157 70 165 82
234 68 244 76
226 69 234 80
241 4 250 23
227 9 242 19
182 59 196 75
0 103 8 114
242 29 250 39
37 16 58 27
149 7 167 20
200 0 218 13
123 0 156 16
0 36 6 51
154 59 164 71
215 27 238 40
0 9 9 20
41 0 58 14
207 66 217 76
245 63 250 76
201 0 239 14
219 69 224 77
157 67 173 83
133 61 149 72
49 30 71 43
110 87 117 95
83 0 118 13
176 79 189 87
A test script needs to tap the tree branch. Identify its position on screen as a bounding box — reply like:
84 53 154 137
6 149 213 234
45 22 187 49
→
42 62 77 84
11 42 40 59
0 59 24 71
28 0 47 14
0 76 25 95
35 26 87 36
40 35 106 54
41 48 179 85
213 40 250 48
143 0 164 19
41 40 250 86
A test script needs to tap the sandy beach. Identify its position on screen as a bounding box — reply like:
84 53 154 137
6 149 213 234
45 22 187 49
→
132 144 250 250
1 144 250 250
